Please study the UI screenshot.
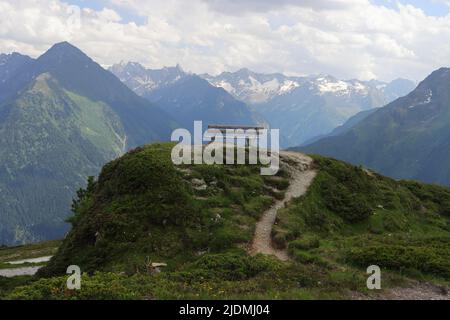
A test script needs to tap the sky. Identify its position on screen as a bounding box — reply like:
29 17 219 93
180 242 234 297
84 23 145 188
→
1 0 450 81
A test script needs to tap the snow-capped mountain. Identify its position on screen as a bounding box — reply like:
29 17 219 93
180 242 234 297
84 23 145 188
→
109 62 187 96
202 69 416 146
202 69 415 105
201 68 304 104
301 67 450 187
109 62 263 130
111 63 415 147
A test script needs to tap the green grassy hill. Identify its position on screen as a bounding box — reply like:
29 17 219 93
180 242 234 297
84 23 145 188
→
39 143 283 276
3 143 449 300
274 156 450 279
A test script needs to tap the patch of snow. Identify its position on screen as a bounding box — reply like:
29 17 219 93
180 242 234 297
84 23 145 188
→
215 80 235 94
7 255 53 265
423 89 433 104
352 82 367 93
278 80 299 95
408 89 432 109
136 77 154 86
0 266 42 277
315 78 369 96
262 78 281 92
317 79 349 94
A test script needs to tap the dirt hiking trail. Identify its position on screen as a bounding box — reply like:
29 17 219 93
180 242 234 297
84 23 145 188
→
250 151 316 261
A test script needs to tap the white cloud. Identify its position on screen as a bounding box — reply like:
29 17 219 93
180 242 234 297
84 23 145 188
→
0 0 450 81
201 0 363 15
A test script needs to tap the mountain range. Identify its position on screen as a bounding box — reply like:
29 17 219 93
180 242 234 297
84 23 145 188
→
112 64 416 147
0 42 176 245
202 69 416 146
109 62 261 130
0 42 428 246
302 67 450 187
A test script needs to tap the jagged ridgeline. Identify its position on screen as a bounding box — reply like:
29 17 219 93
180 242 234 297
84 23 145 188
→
32 143 450 300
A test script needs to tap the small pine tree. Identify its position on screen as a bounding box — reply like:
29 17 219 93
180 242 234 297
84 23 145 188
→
68 176 96 225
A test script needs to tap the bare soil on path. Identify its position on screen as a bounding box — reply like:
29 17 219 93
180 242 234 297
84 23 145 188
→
250 151 316 261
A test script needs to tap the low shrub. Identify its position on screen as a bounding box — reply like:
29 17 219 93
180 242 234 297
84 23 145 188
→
291 250 328 267
180 252 282 281
263 176 290 190
8 273 138 300
288 236 320 251
346 245 450 278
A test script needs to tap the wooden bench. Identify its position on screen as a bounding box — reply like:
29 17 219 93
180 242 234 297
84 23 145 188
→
206 124 266 146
